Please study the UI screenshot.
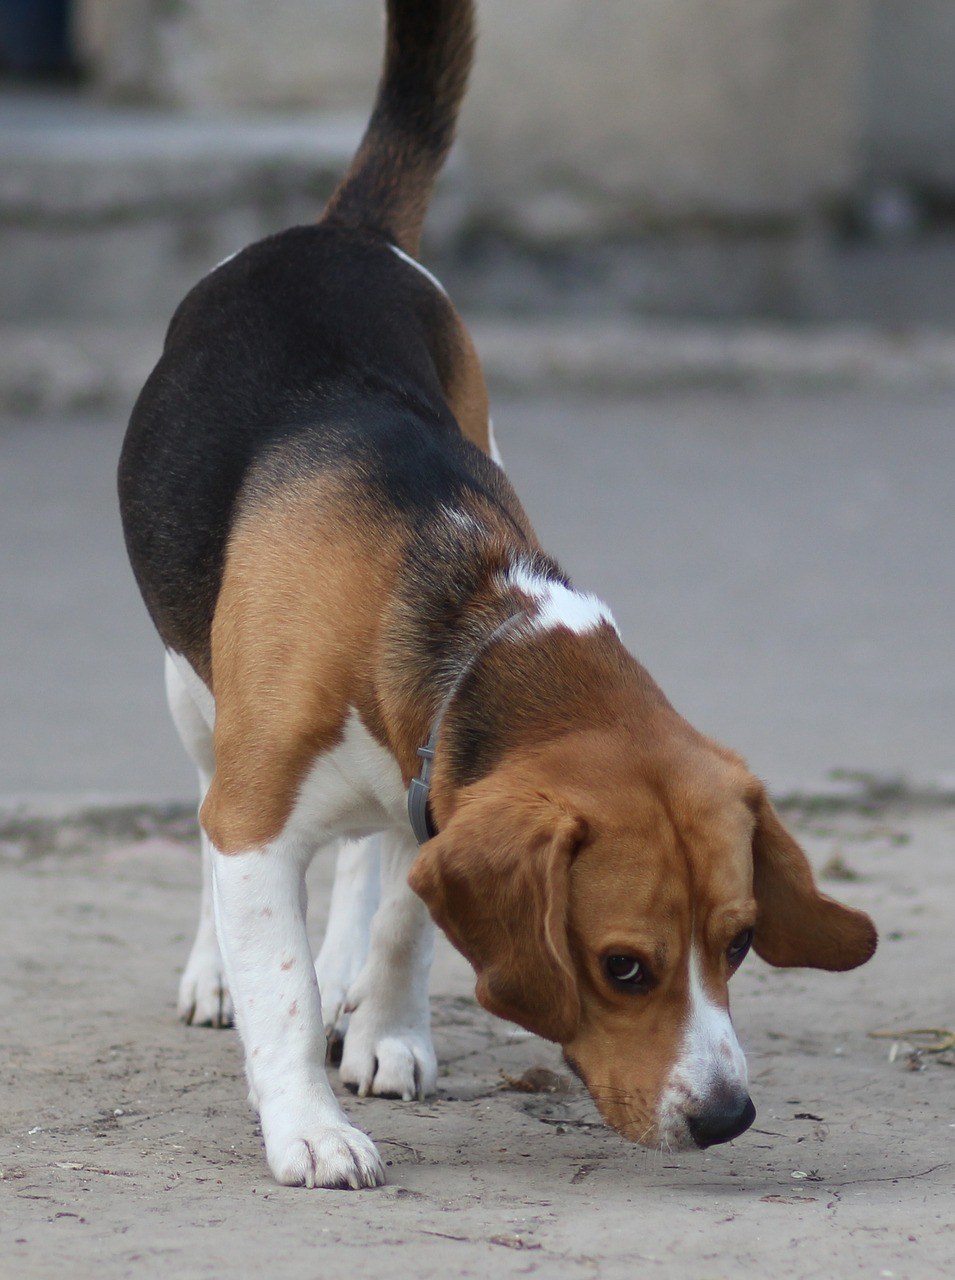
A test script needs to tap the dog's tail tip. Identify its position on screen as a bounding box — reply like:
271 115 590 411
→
322 0 476 259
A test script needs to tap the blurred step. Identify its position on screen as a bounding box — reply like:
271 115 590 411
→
0 91 366 322
7 91 955 327
7 316 955 418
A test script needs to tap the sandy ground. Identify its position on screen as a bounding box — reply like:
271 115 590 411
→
2 798 952 1280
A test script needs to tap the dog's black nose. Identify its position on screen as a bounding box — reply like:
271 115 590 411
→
687 1094 756 1148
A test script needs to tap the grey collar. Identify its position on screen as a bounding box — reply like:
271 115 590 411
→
407 611 527 844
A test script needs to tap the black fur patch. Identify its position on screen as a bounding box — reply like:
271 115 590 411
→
324 0 475 253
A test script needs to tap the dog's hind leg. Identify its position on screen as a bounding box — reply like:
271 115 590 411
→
314 835 381 1060
164 652 234 1028
338 828 438 1101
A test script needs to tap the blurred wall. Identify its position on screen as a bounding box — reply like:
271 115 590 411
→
865 0 955 190
77 1 955 216
77 0 867 231
464 0 864 236
45 0 955 324
77 0 379 111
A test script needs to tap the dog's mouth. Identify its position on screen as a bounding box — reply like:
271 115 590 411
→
562 1050 661 1147
561 1049 587 1087
562 1050 756 1151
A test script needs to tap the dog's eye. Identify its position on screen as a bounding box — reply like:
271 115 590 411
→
727 928 754 969
604 954 650 992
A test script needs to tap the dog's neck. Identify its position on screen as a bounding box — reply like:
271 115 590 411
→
408 609 528 842
377 540 649 834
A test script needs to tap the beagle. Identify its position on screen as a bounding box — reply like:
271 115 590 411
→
118 0 877 1189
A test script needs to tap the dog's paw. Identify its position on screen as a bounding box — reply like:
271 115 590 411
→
339 1015 438 1102
264 1114 385 1189
177 945 234 1028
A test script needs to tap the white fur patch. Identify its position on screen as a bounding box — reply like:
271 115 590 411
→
501 560 619 637
657 945 749 1148
441 504 484 536
487 419 504 468
314 836 381 1036
283 708 408 845
210 248 241 274
165 650 215 732
681 945 749 1093
389 243 447 296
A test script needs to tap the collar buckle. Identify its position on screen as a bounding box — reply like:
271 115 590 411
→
406 611 526 845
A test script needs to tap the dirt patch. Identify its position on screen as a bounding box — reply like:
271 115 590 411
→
2 804 953 1279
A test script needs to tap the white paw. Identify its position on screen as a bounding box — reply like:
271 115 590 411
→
339 1008 438 1102
177 942 234 1028
263 1111 385 1189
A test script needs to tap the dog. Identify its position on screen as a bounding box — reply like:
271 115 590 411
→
118 0 877 1189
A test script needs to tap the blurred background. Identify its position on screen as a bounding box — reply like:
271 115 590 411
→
8 0 955 322
1 0 953 803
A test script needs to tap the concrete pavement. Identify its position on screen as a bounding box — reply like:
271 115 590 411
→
1 382 952 803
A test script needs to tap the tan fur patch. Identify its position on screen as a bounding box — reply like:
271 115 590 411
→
201 476 405 853
443 310 490 453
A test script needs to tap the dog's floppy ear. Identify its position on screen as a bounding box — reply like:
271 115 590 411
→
751 790 877 970
408 781 586 1043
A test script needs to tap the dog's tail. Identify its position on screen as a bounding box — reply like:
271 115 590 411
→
321 0 475 257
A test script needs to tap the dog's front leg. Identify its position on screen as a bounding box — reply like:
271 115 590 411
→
314 835 382 1056
339 828 438 1101
212 837 384 1189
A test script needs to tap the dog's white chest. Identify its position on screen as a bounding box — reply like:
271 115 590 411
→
284 709 408 844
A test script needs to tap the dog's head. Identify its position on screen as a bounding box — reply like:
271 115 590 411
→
409 727 876 1150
